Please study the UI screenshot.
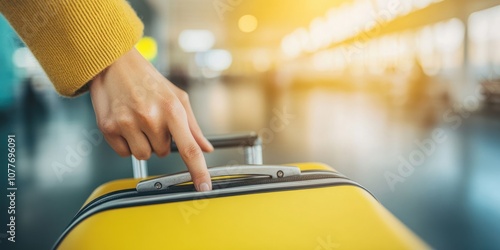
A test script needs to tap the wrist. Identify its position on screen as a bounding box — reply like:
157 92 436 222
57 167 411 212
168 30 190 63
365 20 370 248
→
89 47 138 94
89 67 106 94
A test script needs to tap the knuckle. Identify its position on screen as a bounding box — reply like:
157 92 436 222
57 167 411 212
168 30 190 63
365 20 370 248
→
163 98 184 116
155 145 171 157
116 149 131 157
178 91 189 103
98 120 118 135
106 138 131 157
192 171 210 184
180 144 202 160
137 108 157 128
116 115 135 128
192 168 210 179
134 149 151 160
148 123 162 135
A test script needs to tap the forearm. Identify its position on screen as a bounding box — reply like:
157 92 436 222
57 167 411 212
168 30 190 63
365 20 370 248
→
0 0 143 96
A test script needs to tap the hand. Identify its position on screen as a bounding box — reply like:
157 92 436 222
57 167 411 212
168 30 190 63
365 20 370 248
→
89 48 214 191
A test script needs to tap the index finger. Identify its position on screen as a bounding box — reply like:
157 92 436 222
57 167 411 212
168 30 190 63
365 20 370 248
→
166 101 211 192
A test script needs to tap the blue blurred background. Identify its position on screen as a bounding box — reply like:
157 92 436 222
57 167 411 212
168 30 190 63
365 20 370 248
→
1 0 500 249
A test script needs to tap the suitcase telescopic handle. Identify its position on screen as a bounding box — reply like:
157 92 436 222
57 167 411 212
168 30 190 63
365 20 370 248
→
132 132 263 178
136 165 301 193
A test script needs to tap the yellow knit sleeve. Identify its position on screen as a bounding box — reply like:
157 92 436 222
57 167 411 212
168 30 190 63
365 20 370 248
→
0 0 144 96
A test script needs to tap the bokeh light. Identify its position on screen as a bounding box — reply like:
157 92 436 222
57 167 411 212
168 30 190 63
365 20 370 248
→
195 49 233 72
178 29 215 52
238 15 258 33
135 36 158 61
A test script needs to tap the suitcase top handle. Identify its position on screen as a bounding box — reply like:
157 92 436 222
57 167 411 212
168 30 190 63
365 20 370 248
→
136 165 301 193
132 132 263 179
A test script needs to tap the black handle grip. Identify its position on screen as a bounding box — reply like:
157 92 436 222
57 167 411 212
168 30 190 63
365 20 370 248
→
170 132 261 152
132 132 262 178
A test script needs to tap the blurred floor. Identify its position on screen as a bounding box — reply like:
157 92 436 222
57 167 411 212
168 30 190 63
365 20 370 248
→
1 77 500 250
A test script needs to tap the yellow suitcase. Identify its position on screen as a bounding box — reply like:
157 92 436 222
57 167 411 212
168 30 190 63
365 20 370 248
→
54 133 428 249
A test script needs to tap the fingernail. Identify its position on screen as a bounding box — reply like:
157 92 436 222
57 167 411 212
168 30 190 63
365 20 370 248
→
199 182 211 192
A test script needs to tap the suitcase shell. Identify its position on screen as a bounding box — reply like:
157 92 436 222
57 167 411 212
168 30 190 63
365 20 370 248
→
54 162 428 249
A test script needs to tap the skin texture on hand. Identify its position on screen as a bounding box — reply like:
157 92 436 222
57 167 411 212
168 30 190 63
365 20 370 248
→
89 48 214 191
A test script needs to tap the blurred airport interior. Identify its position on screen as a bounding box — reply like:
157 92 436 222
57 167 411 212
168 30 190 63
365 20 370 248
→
1 0 500 249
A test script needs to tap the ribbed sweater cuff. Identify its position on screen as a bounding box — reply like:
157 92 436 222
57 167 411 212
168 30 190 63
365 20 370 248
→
0 0 144 96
